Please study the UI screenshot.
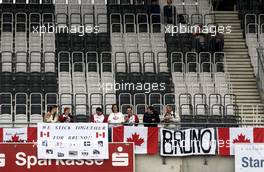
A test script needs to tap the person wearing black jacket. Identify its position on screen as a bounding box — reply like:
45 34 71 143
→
143 106 161 127
164 0 176 24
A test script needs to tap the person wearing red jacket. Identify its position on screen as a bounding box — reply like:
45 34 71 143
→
124 106 139 126
59 107 74 123
90 107 108 123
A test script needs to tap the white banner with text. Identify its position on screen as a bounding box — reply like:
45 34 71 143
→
235 144 264 172
37 123 108 159
160 128 216 156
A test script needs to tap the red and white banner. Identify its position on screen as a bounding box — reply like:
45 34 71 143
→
218 128 264 155
112 126 158 154
0 128 37 142
0 143 135 172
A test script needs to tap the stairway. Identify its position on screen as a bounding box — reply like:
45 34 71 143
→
214 11 264 124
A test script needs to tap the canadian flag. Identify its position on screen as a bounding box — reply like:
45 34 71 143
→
0 127 37 142
112 126 158 154
218 128 264 155
96 132 105 138
40 131 50 138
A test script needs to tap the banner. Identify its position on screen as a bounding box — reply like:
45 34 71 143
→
0 127 37 142
218 128 264 156
160 128 216 156
112 126 158 154
235 144 264 172
37 123 108 159
0 143 134 172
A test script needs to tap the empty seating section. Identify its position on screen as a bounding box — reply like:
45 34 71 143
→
0 0 241 126
55 0 114 119
0 1 56 125
110 2 174 120
57 51 116 116
171 51 239 126
54 0 108 33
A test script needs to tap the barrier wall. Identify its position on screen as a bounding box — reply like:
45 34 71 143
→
136 155 234 172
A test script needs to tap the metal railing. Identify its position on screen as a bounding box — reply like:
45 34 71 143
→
257 48 264 92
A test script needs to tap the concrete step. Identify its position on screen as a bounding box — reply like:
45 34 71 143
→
225 29 244 33
225 52 249 55
226 55 249 58
224 46 247 49
225 42 246 46
224 38 245 42
231 85 258 89
215 20 241 23
230 79 256 82
227 63 252 68
229 75 255 79
214 11 239 14
228 68 254 72
226 54 249 57
229 76 255 79
224 35 244 39
233 92 260 96
224 49 248 52
214 17 239 19
226 60 251 63
224 32 243 35
217 23 241 27
227 61 252 64
237 100 262 103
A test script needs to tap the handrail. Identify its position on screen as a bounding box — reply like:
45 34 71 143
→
257 48 264 92
0 122 264 127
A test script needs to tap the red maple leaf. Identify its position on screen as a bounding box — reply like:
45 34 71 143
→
233 133 251 143
11 134 21 142
126 133 144 146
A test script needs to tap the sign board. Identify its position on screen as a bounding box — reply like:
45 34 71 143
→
0 143 134 172
235 144 264 172
37 123 108 159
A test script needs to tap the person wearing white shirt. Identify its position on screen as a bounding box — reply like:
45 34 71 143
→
108 104 125 125
162 105 180 128
108 104 124 142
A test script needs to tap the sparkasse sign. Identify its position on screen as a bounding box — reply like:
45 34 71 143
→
0 143 134 172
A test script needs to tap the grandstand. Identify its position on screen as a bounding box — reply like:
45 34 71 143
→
0 0 264 171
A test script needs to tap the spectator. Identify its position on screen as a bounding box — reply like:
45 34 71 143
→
214 28 224 52
162 105 180 128
90 107 108 123
192 25 207 52
148 0 160 14
44 105 59 123
148 0 161 24
108 104 125 126
124 106 139 126
143 106 160 127
164 0 176 24
59 107 73 123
